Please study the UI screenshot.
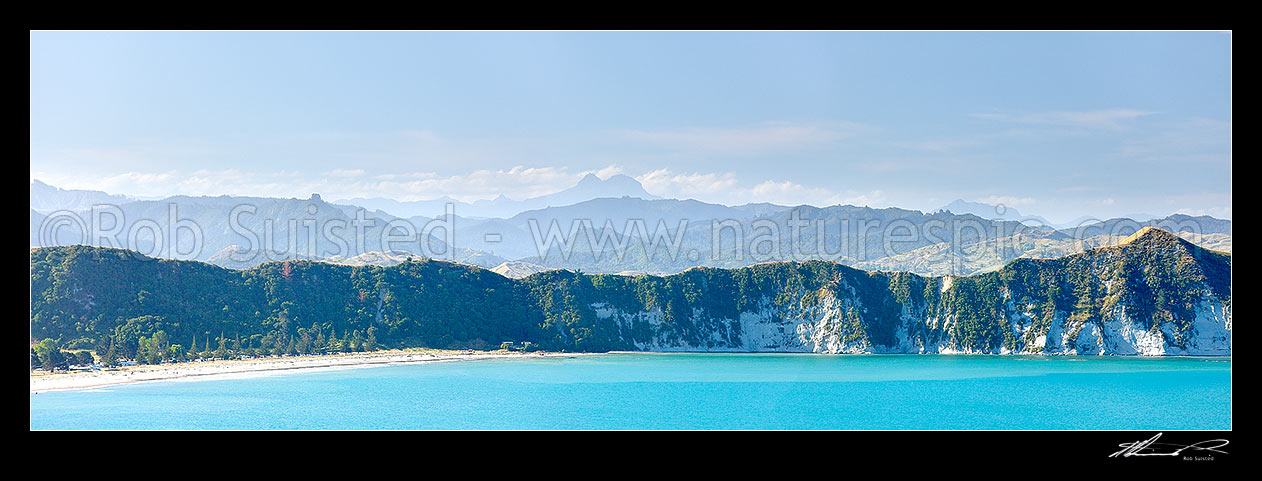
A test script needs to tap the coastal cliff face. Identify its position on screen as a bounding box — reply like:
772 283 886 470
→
578 227 1231 355
29 228 1230 356
586 288 1231 355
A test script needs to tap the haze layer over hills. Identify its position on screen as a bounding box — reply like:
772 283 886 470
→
29 177 1231 278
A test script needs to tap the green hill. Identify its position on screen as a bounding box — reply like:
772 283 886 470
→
29 228 1231 359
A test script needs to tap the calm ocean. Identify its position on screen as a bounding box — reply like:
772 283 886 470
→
29 353 1231 430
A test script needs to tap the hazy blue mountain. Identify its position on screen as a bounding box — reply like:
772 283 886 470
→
28 180 1232 279
330 195 465 220
728 202 795 217
30 179 133 213
512 203 1069 275
336 173 662 218
532 173 661 208
29 192 480 264
30 210 46 246
939 199 1055 227
1054 214 1231 237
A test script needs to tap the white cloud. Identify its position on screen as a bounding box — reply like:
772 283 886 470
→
636 169 740 199
35 164 889 211
34 165 641 204
833 189 888 207
749 180 834 206
635 168 886 207
353 165 623 202
592 165 626 179
1175 206 1232 219
325 168 366 178
978 195 1036 207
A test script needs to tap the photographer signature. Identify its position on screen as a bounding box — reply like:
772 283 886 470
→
1110 433 1229 458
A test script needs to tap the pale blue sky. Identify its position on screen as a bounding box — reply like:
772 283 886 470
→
30 31 1231 221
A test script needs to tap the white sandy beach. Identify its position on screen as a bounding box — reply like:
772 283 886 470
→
30 349 584 394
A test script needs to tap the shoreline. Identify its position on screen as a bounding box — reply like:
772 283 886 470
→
30 349 590 394
32 350 1231 394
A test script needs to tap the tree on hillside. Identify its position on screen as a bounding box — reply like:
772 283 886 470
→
365 327 378 352
103 338 119 367
151 330 169 363
35 339 68 371
136 336 151 365
297 327 313 355
314 327 327 353
326 329 343 353
350 330 363 352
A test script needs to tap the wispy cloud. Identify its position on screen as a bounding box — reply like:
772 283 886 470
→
909 138 981 153
1056 185 1102 193
636 169 740 198
35 164 880 209
1112 117 1230 163
358 165 619 202
634 168 885 207
978 195 1036 207
32 165 627 204
325 168 366 178
1175 206 1232 219
970 109 1157 130
612 121 863 156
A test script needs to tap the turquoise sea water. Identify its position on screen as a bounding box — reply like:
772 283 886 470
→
29 353 1231 430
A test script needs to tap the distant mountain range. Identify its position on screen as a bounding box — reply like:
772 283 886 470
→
937 198 1158 229
30 179 133 213
938 199 1055 227
29 177 1231 278
336 173 661 218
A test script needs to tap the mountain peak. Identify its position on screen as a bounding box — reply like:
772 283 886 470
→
942 198 1019 217
552 172 659 201
1121 226 1181 246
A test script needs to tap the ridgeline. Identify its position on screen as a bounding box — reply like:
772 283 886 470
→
29 228 1231 363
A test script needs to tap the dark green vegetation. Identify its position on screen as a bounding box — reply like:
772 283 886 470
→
29 228 1230 365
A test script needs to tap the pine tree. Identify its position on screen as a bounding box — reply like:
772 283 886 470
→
365 326 378 352
329 329 343 353
314 327 326 354
350 329 363 352
136 336 150 365
152 330 169 363
103 338 119 367
215 335 228 360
